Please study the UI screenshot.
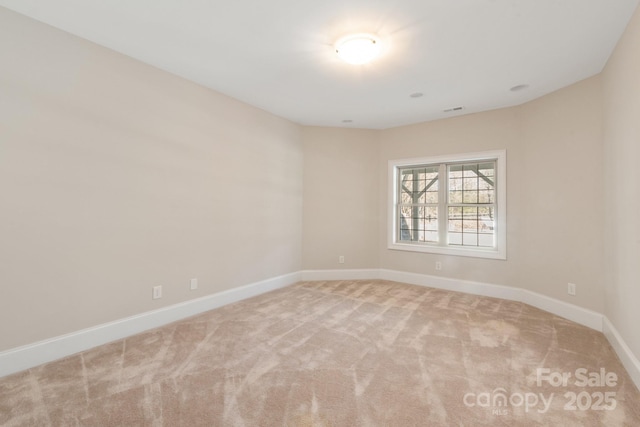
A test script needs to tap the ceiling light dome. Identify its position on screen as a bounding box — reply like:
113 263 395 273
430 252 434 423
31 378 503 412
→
335 33 381 65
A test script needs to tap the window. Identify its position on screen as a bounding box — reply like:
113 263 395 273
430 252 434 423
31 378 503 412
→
388 150 506 259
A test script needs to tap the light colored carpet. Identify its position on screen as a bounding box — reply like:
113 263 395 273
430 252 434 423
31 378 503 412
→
1 280 639 426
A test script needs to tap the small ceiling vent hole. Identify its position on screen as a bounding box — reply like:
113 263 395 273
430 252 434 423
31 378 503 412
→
443 106 465 113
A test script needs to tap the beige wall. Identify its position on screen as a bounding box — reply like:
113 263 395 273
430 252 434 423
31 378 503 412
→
518 77 604 309
0 8 303 351
1 3 634 360
302 127 379 270
378 108 522 287
302 76 605 313
602 4 640 358
378 77 604 313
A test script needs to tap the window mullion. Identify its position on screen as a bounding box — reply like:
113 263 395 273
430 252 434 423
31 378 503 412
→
438 163 447 246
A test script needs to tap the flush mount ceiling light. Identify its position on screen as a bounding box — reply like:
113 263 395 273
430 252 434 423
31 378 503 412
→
335 33 381 65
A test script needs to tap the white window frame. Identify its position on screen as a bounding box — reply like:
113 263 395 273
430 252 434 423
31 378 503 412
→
388 150 506 260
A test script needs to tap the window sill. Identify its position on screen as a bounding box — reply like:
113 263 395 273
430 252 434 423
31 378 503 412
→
388 242 506 260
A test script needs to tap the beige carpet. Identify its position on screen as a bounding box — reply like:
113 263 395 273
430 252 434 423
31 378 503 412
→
1 280 639 426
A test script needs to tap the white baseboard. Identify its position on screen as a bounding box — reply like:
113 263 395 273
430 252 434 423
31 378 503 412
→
379 269 522 300
0 272 301 379
2 268 637 393
602 317 640 390
301 268 640 390
303 268 603 331
300 269 379 281
518 288 603 331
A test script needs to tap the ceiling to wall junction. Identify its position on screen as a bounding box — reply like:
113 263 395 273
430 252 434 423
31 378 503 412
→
0 0 638 129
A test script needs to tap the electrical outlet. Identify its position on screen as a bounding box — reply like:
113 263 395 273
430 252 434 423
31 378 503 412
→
567 283 576 296
152 285 162 299
190 278 198 290
435 261 442 271
339 256 345 264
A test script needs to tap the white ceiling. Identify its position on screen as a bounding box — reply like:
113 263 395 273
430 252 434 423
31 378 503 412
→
1 0 638 129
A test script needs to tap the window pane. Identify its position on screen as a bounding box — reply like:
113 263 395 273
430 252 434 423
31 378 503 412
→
425 231 438 242
449 191 462 203
402 177 413 193
449 177 462 190
463 165 477 178
462 207 478 231
449 164 463 178
478 206 494 231
424 189 438 204
399 166 438 205
479 234 494 247
447 206 496 248
463 177 477 190
478 190 493 203
448 232 462 245
401 192 413 204
478 162 495 177
462 233 478 246
448 162 495 205
462 189 478 203
398 205 438 243
448 206 462 231
398 165 439 243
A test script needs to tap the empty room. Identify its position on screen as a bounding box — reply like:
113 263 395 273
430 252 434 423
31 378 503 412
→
1 0 639 425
